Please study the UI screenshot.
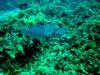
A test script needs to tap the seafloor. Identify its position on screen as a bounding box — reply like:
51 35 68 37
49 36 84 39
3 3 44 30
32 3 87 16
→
0 0 100 75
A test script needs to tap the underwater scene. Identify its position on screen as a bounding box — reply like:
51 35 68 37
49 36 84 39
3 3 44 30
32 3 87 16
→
0 0 100 75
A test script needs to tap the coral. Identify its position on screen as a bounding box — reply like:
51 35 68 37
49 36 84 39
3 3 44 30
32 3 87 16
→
0 0 100 75
23 12 47 25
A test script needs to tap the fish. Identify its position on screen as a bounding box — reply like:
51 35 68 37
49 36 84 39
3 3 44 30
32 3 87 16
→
0 0 18 10
0 0 21 21
21 24 69 43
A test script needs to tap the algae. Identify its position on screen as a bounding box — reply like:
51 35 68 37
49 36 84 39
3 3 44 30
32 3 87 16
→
0 0 100 75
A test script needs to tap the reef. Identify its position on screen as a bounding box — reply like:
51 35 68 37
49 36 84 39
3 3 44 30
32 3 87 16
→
0 0 100 75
